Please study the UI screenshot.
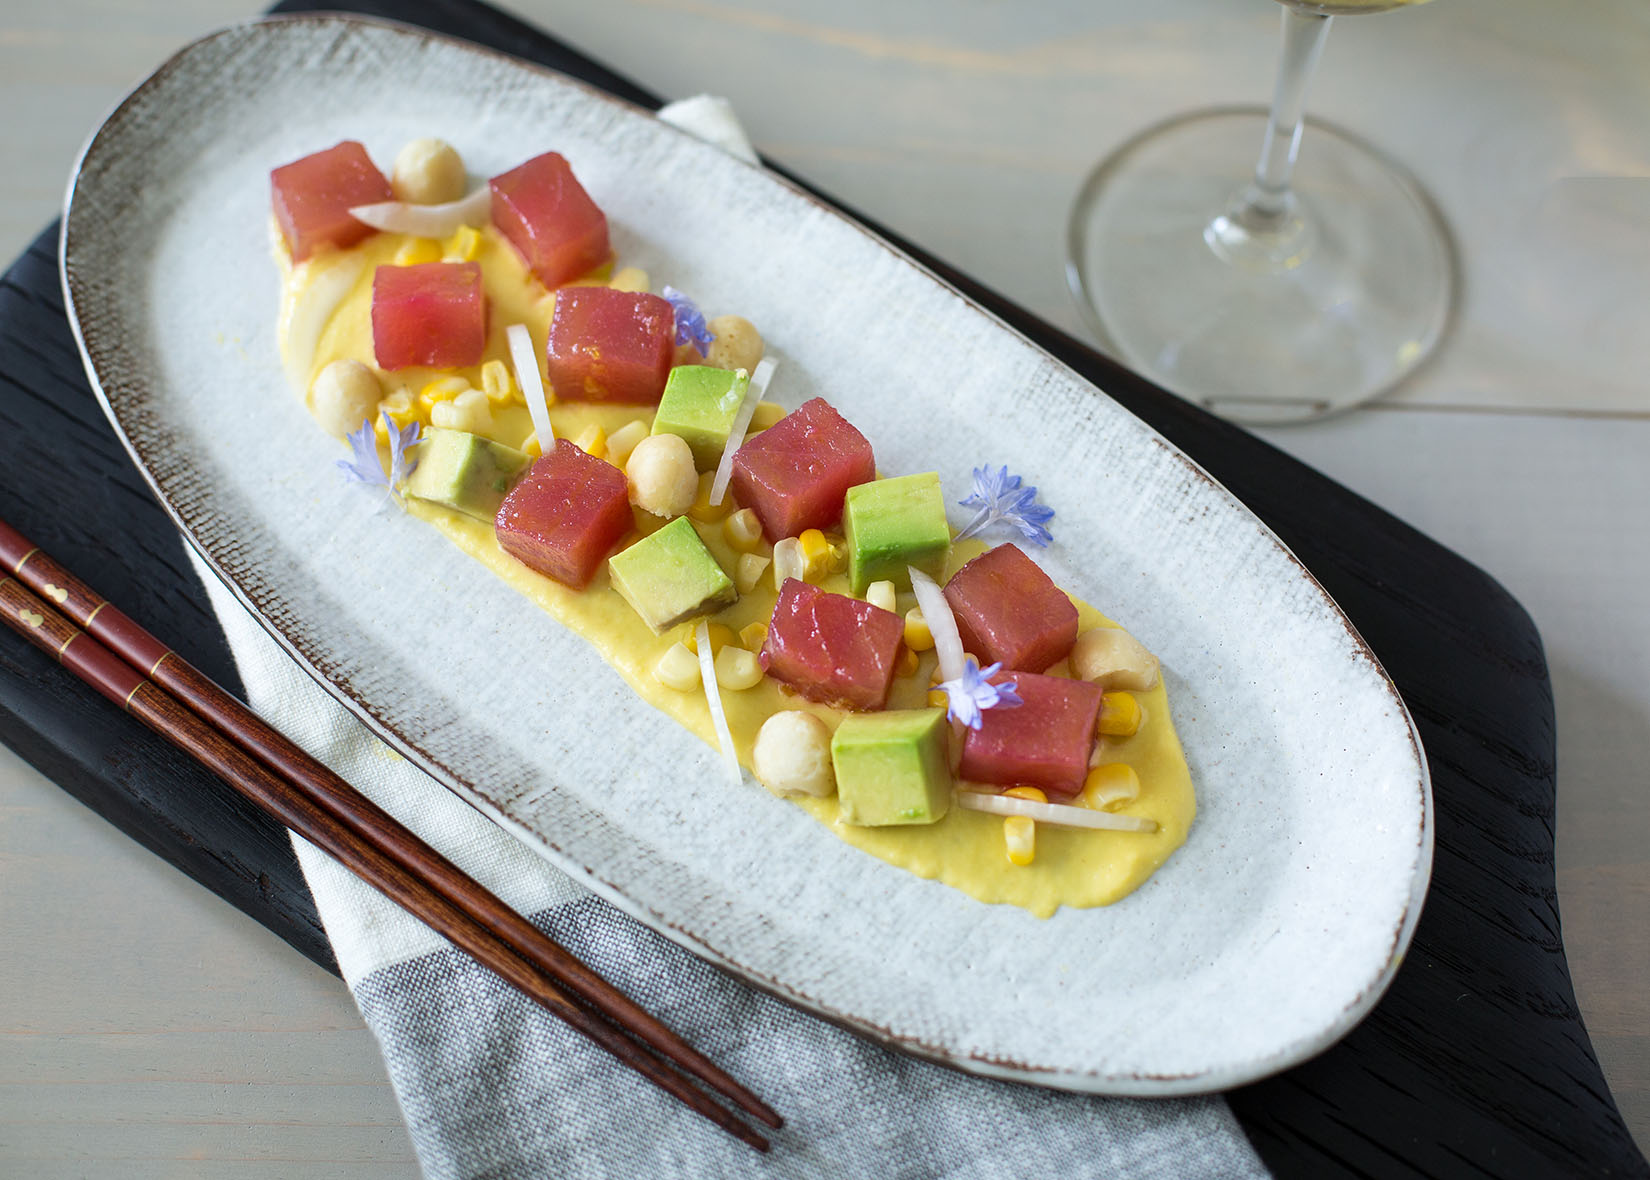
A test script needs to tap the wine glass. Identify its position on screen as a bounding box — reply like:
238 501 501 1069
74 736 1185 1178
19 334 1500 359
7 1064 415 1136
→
1066 1 1457 424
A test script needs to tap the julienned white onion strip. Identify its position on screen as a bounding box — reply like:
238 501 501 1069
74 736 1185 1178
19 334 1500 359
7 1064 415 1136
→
709 356 776 506
505 324 555 448
696 620 742 784
279 255 365 394
956 790 1158 833
348 186 492 238
908 566 965 686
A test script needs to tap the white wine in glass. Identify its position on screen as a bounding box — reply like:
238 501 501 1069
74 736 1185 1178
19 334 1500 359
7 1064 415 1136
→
1066 1 1455 424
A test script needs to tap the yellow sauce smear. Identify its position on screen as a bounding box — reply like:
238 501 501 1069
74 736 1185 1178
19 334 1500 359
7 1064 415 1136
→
279 224 1195 917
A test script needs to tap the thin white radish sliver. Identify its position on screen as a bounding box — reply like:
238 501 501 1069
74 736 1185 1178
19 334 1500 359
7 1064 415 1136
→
696 620 742 784
909 566 965 685
709 356 776 506
279 255 365 395
348 186 492 237
505 323 555 448
956 790 1158 833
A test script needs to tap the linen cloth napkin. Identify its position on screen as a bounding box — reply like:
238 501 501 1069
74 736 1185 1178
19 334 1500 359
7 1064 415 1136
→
186 97 1271 1179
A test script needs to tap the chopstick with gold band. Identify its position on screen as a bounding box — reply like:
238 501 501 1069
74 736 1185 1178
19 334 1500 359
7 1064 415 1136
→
0 543 778 1151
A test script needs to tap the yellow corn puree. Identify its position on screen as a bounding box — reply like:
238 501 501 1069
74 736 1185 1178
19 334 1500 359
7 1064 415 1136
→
276 219 1196 918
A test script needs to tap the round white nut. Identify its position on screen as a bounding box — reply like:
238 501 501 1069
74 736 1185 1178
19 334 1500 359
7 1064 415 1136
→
753 711 836 798
391 138 467 205
1071 627 1160 692
625 433 698 517
704 315 763 372
309 359 382 439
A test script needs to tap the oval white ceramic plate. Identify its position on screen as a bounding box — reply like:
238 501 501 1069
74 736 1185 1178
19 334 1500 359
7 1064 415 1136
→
61 15 1431 1095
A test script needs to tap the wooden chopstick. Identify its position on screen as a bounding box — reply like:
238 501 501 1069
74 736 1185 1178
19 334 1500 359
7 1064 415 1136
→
0 524 779 1150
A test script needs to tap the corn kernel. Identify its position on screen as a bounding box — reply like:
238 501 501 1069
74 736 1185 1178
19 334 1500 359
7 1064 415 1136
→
687 472 732 523
480 359 515 405
797 529 832 581
926 688 948 710
431 388 493 434
748 401 785 430
895 646 920 679
828 541 848 574
1004 786 1048 804
609 265 650 293
715 645 763 691
773 538 806 587
739 621 769 652
380 389 419 429
444 224 483 262
572 423 607 459
1097 691 1143 738
724 508 764 553
683 622 736 656
521 431 544 459
1083 763 1141 811
606 420 650 469
1003 816 1036 865
395 237 442 265
903 608 934 652
736 553 770 595
419 376 471 410
865 580 896 614
654 643 700 692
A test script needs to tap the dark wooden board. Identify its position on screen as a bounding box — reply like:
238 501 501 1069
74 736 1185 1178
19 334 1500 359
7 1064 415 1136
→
0 0 1639 1174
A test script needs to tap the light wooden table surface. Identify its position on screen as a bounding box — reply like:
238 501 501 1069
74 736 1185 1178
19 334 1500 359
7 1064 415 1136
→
2 0 1645 1174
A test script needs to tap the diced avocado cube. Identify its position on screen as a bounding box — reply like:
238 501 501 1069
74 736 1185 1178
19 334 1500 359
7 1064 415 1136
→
831 708 952 826
403 427 530 521
842 472 950 594
651 365 749 470
608 516 736 633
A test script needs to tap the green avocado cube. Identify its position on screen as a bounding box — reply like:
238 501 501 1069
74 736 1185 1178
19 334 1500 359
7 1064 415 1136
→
403 427 530 521
832 708 952 826
651 365 750 470
842 472 951 594
608 516 736 633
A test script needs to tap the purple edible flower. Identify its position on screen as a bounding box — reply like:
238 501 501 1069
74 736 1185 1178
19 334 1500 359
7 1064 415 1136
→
337 412 422 505
662 285 714 356
954 464 1054 547
937 657 1022 731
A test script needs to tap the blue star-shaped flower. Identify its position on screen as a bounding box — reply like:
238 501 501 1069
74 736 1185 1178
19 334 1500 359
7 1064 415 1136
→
662 285 714 357
337 412 422 504
937 657 1023 731
953 465 1054 547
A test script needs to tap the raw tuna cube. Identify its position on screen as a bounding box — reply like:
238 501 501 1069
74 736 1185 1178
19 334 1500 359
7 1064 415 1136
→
372 262 487 370
944 544 1078 673
270 140 392 262
495 439 635 589
731 398 875 541
489 152 611 288
959 672 1102 797
761 580 903 711
545 286 675 404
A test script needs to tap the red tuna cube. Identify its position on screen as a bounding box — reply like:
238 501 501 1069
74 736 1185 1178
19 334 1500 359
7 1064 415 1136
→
761 580 903 711
372 262 488 370
545 286 675 404
959 672 1102 797
731 398 875 541
944 544 1079 673
270 141 392 262
490 152 612 288
495 439 634 589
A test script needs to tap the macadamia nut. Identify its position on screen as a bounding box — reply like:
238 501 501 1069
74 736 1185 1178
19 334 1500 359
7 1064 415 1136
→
309 359 382 439
391 138 467 205
753 711 836 798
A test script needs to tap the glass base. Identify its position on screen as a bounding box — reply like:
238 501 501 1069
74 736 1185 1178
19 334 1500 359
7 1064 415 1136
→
1066 107 1457 425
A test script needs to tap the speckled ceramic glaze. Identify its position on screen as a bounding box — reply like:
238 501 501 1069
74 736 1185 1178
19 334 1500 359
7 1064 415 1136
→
61 15 1431 1094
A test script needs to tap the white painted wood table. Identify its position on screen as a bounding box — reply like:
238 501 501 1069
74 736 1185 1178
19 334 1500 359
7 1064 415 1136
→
2 0 1644 1173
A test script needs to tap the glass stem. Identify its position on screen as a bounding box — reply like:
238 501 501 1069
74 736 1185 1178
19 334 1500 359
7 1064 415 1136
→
1243 9 1332 227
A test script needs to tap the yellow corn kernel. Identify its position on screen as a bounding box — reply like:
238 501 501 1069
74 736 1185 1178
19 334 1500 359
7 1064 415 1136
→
739 621 769 652
444 224 483 262
926 688 948 710
380 389 419 430
748 401 785 430
1097 691 1143 738
572 423 607 459
653 643 700 692
903 608 934 652
797 529 832 581
1083 763 1141 811
688 472 732 523
1003 816 1036 866
395 237 443 265
480 359 515 405
865 580 897 614
419 376 471 410
724 508 764 553
683 621 736 656
609 265 650 293
895 646 920 679
828 541 848 574
714 645 763 691
605 419 650 469
521 431 543 459
736 553 771 595
772 538 806 587
1004 786 1048 804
